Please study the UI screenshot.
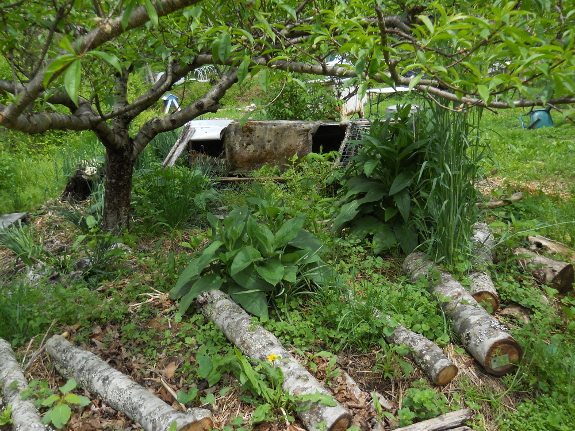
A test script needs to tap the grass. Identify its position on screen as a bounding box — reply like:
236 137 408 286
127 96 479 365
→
0 86 574 430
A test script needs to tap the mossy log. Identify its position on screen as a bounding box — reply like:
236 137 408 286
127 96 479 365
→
403 253 522 376
515 248 574 294
373 313 458 386
392 408 473 431
45 335 213 431
0 338 47 430
196 289 351 431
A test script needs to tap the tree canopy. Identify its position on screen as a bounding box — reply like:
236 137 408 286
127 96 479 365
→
1 0 573 229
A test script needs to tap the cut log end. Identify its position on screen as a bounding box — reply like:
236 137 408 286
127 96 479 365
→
179 417 214 431
433 364 459 386
485 339 523 376
471 291 500 313
330 417 352 431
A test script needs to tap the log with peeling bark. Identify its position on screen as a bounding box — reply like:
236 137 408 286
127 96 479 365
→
476 192 523 209
471 222 496 268
0 338 47 431
45 335 212 431
403 253 522 376
373 312 458 386
515 247 574 294
527 235 575 263
392 408 473 431
196 289 351 431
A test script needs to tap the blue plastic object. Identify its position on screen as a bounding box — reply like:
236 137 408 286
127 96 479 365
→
519 106 554 129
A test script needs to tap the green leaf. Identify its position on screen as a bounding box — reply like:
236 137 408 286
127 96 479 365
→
218 33 232 62
393 189 411 222
255 259 284 286
42 54 76 88
143 0 158 26
41 394 60 407
289 230 328 254
229 267 273 292
389 171 414 195
246 216 273 255
230 289 269 319
170 241 223 299
237 56 251 86
363 159 379 176
178 274 224 314
332 200 360 231
418 15 435 33
273 215 306 249
122 0 138 29
197 355 212 379
49 403 72 429
64 59 82 106
59 379 77 394
58 37 75 54
477 84 490 104
89 51 122 74
230 246 262 275
63 393 84 405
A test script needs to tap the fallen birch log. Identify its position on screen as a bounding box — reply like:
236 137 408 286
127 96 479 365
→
527 235 575 263
196 289 351 431
469 223 500 312
403 253 522 376
0 338 47 431
515 248 574 294
45 335 212 431
392 408 473 431
373 313 458 386
476 192 523 209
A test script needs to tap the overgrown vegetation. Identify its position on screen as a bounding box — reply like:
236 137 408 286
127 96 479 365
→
1 87 574 430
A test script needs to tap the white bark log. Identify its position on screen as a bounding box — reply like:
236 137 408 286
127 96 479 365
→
527 235 575 263
196 289 351 431
0 338 47 431
392 408 473 431
45 335 212 431
515 247 574 294
469 223 500 312
476 192 523 209
374 313 458 386
469 271 500 313
403 253 522 376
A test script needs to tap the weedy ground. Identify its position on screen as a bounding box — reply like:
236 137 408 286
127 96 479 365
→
1 92 575 431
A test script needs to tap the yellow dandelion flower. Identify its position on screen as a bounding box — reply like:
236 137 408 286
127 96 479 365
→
267 354 279 362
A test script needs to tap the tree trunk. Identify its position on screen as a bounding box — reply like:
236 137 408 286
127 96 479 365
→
103 145 135 232
0 338 47 430
374 313 458 386
45 335 213 431
392 408 473 431
403 253 522 376
196 289 351 431
515 248 574 294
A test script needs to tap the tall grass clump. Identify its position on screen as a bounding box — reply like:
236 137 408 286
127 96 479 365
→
416 102 487 266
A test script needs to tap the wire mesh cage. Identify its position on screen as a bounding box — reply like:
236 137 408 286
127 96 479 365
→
334 119 372 168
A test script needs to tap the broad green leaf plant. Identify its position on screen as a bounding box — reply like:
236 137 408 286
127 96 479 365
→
170 198 336 319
